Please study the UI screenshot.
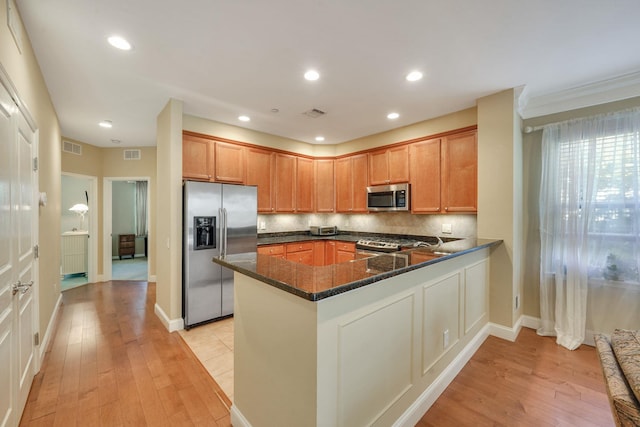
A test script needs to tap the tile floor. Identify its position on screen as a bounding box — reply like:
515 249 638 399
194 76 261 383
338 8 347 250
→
178 317 235 401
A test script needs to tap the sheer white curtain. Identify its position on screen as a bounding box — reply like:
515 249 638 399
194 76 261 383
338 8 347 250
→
538 108 640 350
135 181 148 237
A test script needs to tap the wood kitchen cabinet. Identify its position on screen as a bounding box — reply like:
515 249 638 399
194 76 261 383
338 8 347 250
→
442 130 477 213
246 147 275 213
409 138 441 213
312 241 325 266
324 241 336 265
314 159 335 212
214 141 244 183
336 154 368 213
335 241 356 263
183 133 245 184
286 242 314 265
257 244 285 258
274 153 296 212
409 130 477 214
296 157 314 212
183 134 214 181
368 145 409 185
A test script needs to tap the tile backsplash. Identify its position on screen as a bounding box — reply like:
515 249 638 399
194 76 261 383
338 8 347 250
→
257 213 477 238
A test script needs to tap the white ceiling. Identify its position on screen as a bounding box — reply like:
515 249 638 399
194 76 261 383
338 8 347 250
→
16 0 640 148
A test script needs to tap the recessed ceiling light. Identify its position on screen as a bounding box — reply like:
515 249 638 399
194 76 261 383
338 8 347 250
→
315 136 325 142
238 115 250 122
99 120 113 128
304 70 320 81
387 112 400 119
406 71 423 82
107 36 132 51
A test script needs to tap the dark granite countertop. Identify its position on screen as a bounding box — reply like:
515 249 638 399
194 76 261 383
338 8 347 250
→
213 235 502 301
256 231 459 247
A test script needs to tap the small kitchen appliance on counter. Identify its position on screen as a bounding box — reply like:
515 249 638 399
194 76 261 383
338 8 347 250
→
310 225 338 236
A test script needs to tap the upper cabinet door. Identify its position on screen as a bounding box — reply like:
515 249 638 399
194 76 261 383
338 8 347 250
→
315 159 334 213
246 147 274 213
409 138 441 213
274 153 296 212
368 149 389 185
368 145 409 185
387 145 410 183
442 131 477 213
335 157 352 212
215 141 245 183
351 154 369 212
296 157 314 212
183 134 213 181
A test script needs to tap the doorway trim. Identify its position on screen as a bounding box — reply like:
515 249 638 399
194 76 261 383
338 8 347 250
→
103 176 151 281
61 172 98 283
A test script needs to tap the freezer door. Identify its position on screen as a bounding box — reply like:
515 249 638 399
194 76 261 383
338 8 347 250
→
221 184 257 316
183 181 223 326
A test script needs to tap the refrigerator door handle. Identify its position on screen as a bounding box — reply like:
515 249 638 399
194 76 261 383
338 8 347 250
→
219 207 225 256
222 207 228 257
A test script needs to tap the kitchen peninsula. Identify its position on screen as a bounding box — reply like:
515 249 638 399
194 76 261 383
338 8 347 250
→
214 235 501 427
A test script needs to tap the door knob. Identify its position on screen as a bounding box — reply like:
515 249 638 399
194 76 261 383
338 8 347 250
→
11 280 33 296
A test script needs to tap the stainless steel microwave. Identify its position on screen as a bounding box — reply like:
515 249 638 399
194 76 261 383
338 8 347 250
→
366 183 410 211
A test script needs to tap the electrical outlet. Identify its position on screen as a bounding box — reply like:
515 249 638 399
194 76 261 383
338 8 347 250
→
345 220 350 228
442 223 452 234
443 329 449 348
259 220 266 230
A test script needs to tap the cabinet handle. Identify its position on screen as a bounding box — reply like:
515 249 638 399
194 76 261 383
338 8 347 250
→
445 207 448 211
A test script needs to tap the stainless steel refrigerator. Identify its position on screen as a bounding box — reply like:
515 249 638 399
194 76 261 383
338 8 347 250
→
183 180 257 328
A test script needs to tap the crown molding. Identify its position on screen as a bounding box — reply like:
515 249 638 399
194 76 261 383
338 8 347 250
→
521 71 640 119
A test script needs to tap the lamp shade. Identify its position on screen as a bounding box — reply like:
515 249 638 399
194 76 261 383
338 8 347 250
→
69 203 89 214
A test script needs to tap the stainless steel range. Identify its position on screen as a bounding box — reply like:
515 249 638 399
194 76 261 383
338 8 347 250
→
355 239 404 252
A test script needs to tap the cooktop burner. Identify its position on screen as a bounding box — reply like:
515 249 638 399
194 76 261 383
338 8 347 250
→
355 239 403 252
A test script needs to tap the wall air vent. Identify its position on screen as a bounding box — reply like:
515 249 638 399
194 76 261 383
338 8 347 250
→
123 149 141 160
62 140 82 155
302 108 326 118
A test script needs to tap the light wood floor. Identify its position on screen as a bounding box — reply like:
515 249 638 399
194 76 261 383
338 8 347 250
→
19 281 231 426
417 327 614 426
20 281 614 426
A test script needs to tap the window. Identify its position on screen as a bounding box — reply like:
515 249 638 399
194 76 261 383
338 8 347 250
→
539 108 640 348
555 130 640 283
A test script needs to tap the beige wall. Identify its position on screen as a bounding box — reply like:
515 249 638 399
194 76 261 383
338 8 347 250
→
521 96 640 325
1 2 62 341
337 107 477 155
156 99 184 327
62 141 157 277
184 107 477 159
477 89 523 328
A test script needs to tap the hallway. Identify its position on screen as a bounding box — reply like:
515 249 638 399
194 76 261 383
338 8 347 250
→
19 281 231 426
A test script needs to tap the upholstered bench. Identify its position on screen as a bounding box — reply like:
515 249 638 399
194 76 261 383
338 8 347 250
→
594 329 640 426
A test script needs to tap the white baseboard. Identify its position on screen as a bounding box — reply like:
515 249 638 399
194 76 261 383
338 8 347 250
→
488 316 523 342
511 315 596 347
521 315 541 330
393 323 490 427
230 405 252 427
148 275 157 282
96 274 105 283
38 293 63 367
154 303 183 332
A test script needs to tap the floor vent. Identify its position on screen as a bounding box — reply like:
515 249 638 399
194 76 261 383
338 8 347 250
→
62 140 82 155
123 149 141 160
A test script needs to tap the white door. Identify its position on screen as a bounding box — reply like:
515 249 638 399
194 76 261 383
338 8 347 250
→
0 81 37 427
